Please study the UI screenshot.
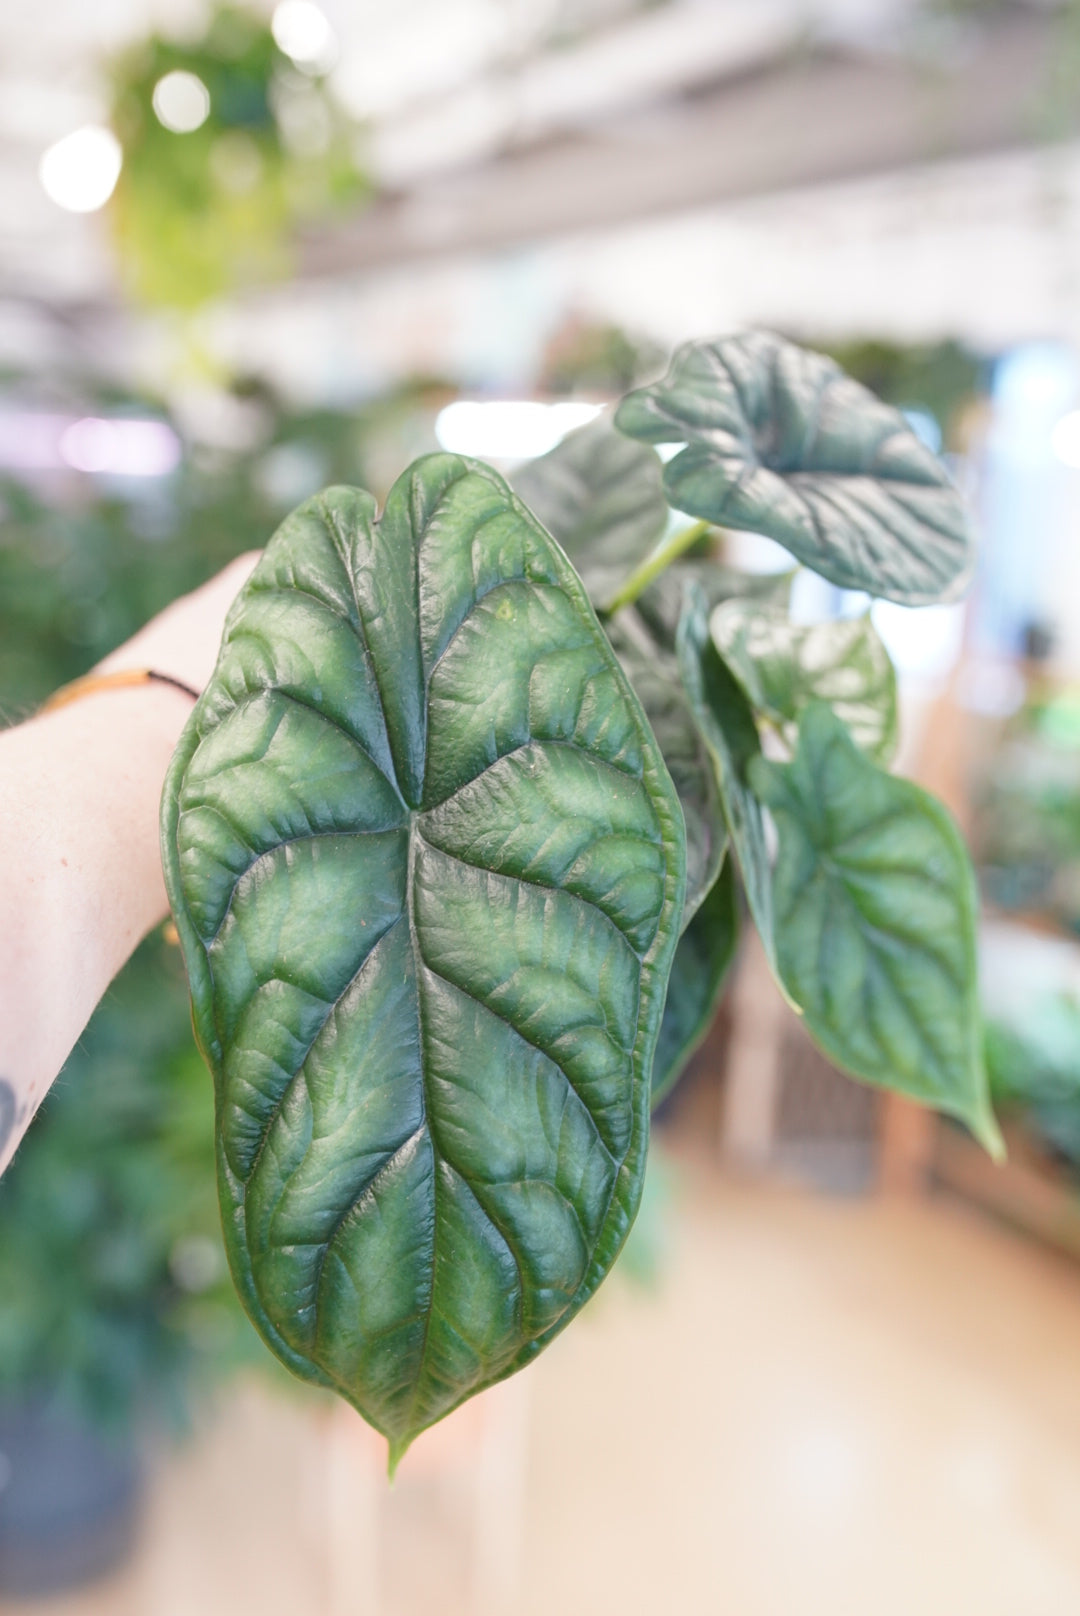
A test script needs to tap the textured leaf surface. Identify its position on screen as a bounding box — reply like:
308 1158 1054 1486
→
652 858 738 1107
711 602 898 763
161 457 685 1464
512 417 668 609
676 586 775 965
750 704 1001 1152
606 610 725 927
615 331 974 606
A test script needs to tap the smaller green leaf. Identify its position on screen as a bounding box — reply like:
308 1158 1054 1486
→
606 610 726 926
711 602 899 763
512 417 668 608
676 586 775 967
615 330 974 606
652 858 739 1107
749 703 1002 1155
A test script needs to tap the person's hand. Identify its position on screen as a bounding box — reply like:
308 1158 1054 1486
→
94 551 261 694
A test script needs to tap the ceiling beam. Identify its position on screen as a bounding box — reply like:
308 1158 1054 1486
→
301 10 1067 277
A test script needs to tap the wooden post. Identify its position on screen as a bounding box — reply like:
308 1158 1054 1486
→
720 928 785 1168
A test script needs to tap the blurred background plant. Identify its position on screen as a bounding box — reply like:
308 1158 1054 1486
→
986 996 1080 1178
107 3 366 311
972 682 1080 933
0 933 255 1432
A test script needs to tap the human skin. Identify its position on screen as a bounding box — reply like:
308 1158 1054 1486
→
0 553 258 1176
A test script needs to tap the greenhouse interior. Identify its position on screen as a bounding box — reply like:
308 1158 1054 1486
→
4 1 1080 1612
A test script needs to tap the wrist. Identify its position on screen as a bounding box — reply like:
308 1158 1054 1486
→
43 666 201 720
38 669 198 759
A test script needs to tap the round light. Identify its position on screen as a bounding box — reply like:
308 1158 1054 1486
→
272 1 336 71
39 125 122 214
152 70 211 134
1052 409 1080 469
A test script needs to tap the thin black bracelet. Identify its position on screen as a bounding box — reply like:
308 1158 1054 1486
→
40 667 201 714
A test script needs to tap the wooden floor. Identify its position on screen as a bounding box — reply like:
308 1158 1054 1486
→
9 1146 1080 1616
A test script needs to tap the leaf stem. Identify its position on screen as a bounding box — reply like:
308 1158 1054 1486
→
603 520 712 614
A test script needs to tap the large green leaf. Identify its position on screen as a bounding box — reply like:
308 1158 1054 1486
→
161 457 685 1467
615 331 974 606
676 586 775 966
749 703 1001 1154
606 609 725 927
711 602 899 763
512 417 668 609
652 857 738 1107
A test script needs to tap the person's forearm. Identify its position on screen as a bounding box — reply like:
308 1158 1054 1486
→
0 552 256 1175
0 683 195 1172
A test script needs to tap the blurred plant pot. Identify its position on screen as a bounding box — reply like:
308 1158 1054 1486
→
0 1402 141 1599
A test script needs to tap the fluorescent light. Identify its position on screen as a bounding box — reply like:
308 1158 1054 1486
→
39 125 122 213
272 2 337 72
435 401 603 461
0 411 181 476
59 417 181 477
1052 409 1080 469
152 71 211 134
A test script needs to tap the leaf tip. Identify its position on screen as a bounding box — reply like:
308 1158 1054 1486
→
970 1103 1006 1164
387 1436 410 1482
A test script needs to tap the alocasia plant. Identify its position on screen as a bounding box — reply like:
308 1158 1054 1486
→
162 329 1001 1469
161 458 684 1467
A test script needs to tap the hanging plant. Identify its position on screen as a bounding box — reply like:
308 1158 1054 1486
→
107 4 367 309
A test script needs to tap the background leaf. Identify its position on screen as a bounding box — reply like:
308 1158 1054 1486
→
711 602 899 763
512 416 668 609
750 703 1001 1154
652 858 739 1108
162 456 685 1466
606 610 726 926
634 559 793 654
615 330 974 606
677 585 776 966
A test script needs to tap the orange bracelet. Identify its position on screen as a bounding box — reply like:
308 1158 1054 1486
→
40 668 201 715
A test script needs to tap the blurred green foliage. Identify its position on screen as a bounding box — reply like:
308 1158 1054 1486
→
0 935 260 1430
108 5 366 308
0 377 444 717
812 337 984 451
986 998 1080 1176
973 687 1080 934
537 318 667 398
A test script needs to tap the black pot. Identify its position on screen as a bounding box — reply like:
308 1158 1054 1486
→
0 1402 141 1599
